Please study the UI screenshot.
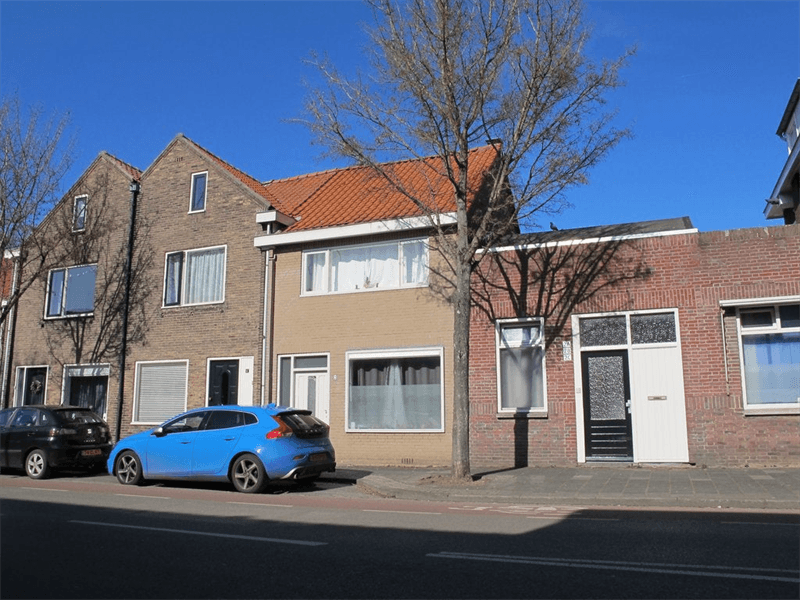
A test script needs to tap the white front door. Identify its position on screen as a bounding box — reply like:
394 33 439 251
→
294 372 330 423
629 345 689 462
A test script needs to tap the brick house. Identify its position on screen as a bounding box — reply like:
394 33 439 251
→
469 219 800 468
255 145 500 466
9 151 142 420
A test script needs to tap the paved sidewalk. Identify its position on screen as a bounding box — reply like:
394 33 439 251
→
324 464 800 511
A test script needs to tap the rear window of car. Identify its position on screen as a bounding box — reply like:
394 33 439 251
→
54 410 103 425
280 412 326 432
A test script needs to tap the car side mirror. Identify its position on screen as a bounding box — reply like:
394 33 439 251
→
152 426 166 437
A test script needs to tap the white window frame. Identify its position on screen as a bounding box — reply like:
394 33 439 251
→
735 301 800 415
277 353 330 408
132 360 189 425
14 365 49 407
345 346 444 433
73 195 87 232
162 245 227 307
496 317 548 415
301 238 429 296
62 364 110 418
189 171 208 213
44 263 98 319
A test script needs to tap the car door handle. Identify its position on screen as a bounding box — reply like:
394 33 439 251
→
179 441 192 444
224 437 235 442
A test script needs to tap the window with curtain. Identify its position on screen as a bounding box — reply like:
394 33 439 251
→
302 239 428 295
739 304 800 408
497 319 546 412
46 264 97 318
347 350 442 431
163 246 226 306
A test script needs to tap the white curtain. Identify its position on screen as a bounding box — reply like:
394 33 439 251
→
305 252 327 293
185 248 225 304
402 241 428 285
332 244 399 291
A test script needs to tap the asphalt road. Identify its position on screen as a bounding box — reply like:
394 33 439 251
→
1 473 798 599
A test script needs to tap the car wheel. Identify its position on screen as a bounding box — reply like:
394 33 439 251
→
231 453 267 493
115 451 144 486
25 449 50 480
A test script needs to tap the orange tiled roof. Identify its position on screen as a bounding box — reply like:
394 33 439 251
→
264 145 499 232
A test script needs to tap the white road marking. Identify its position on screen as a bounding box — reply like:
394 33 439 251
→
227 502 293 507
114 494 170 499
363 509 441 515
70 520 327 546
427 552 799 583
22 487 69 492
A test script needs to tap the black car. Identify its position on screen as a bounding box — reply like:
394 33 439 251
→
0 406 112 479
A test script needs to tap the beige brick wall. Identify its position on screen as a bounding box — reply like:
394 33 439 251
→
119 138 268 437
270 236 455 467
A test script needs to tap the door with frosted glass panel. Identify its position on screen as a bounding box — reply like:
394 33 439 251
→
294 373 330 424
581 350 633 461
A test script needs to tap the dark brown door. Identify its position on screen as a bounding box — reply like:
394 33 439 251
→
208 360 239 406
581 350 633 461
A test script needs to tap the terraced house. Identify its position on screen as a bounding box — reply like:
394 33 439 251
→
5 135 502 467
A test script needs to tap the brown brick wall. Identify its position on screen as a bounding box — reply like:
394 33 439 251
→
118 138 268 438
470 224 800 468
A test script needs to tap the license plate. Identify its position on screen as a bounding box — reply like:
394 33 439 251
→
82 449 102 457
310 453 327 462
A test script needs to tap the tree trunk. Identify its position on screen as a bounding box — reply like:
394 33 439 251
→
451 255 472 479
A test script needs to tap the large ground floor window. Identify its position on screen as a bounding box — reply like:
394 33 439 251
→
737 302 800 412
347 348 443 432
64 364 109 417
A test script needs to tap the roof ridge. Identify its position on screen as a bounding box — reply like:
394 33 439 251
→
99 151 143 179
263 143 498 185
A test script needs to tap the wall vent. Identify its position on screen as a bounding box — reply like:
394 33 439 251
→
401 458 414 465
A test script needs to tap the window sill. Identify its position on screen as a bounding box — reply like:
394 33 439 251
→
743 405 800 417
496 410 548 420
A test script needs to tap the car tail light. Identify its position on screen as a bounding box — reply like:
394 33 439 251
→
266 416 294 440
49 427 77 437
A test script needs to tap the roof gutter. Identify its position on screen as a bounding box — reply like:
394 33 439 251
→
254 213 457 249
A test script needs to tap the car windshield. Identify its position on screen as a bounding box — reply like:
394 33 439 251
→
55 410 103 425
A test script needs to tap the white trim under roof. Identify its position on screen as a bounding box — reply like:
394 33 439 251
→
254 213 456 248
483 226 698 254
256 210 296 228
719 295 800 308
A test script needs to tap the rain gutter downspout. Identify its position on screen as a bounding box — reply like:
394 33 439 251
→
115 179 139 442
260 248 275 406
1 252 21 408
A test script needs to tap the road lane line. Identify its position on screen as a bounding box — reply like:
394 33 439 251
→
21 487 69 492
227 502 293 507
114 494 170 499
427 552 799 583
70 520 327 546
363 509 441 515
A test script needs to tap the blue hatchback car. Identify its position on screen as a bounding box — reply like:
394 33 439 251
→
107 405 335 493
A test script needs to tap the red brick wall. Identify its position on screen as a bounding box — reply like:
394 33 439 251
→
470 224 800 467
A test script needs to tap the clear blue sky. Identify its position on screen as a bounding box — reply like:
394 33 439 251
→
1 1 798 233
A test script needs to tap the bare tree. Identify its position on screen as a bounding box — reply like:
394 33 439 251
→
0 94 75 325
42 172 154 371
303 0 634 478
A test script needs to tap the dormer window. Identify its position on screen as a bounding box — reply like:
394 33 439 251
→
73 195 87 231
190 172 207 213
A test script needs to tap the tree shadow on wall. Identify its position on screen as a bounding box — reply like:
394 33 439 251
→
471 221 665 467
